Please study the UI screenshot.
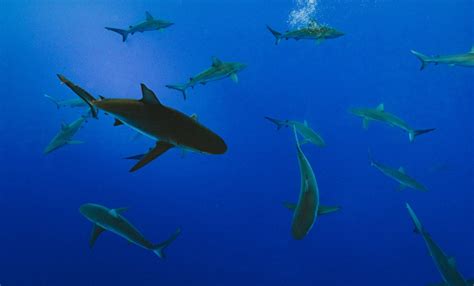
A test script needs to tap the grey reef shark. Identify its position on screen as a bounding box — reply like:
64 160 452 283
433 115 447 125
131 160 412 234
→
406 203 473 286
166 57 246 99
80 203 180 259
350 103 435 142
265 116 325 147
44 111 90 154
105 11 173 42
44 94 87 109
266 20 344 45
369 152 428 192
411 46 474 70
283 127 340 240
57 74 227 172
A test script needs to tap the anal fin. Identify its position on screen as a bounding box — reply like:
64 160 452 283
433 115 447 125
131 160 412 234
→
130 141 174 172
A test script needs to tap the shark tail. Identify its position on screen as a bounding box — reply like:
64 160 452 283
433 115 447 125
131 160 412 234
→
165 84 188 100
152 228 181 259
264 116 286 130
105 27 129 42
410 50 431 71
266 25 281 45
57 74 99 118
44 94 61 109
406 203 425 235
408 128 436 142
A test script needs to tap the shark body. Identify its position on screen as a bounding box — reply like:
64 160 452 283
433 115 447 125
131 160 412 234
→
43 112 89 154
265 116 325 147
266 20 344 45
57 74 227 172
44 94 87 109
406 203 473 286
80 203 180 259
284 127 340 240
350 103 435 142
411 47 474 70
105 12 173 42
370 153 428 192
166 57 246 99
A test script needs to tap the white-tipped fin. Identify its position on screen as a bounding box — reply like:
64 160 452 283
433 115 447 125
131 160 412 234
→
376 103 384 112
230 73 238 83
398 167 405 174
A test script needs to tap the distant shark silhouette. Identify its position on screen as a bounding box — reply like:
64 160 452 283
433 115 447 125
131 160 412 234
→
411 46 474 70
57 74 227 172
266 20 344 45
44 111 90 154
105 11 173 42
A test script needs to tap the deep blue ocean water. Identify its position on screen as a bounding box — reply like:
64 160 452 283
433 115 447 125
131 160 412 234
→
1 0 473 285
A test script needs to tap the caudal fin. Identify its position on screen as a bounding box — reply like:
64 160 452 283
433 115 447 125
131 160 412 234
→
410 50 431 71
44 94 60 109
406 203 425 235
264 116 286 130
105 27 129 42
266 25 282 45
165 84 188 100
408 128 436 142
57 74 98 118
152 228 181 259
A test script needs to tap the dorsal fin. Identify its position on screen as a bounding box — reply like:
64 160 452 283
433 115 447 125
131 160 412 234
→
145 11 154 21
211 57 223 67
303 120 308 126
470 45 474 53
61 122 68 130
140 84 161 105
398 167 405 174
376 103 384 112
190 113 199 121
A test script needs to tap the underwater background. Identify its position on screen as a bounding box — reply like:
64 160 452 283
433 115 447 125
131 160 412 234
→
0 0 473 285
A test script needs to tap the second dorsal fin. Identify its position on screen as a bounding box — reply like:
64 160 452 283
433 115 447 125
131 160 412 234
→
140 84 161 105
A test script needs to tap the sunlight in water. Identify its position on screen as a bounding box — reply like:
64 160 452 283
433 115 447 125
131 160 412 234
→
288 0 319 28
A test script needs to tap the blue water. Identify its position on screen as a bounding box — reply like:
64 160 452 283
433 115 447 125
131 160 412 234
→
1 0 473 285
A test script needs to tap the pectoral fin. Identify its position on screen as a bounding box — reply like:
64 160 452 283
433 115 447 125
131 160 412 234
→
89 224 106 249
363 118 370 130
67 140 84 144
130 141 174 172
283 201 297 211
318 205 341 215
398 184 407 191
230 73 238 83
316 38 324 44
448 257 456 268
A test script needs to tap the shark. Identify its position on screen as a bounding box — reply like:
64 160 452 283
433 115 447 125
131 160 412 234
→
406 203 473 286
79 203 181 259
105 11 173 42
350 103 435 142
44 94 87 109
283 127 340 240
266 20 344 45
264 116 325 147
166 57 247 99
57 74 227 172
411 46 474 70
43 112 89 154
369 153 428 192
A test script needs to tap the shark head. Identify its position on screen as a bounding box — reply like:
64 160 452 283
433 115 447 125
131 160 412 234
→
323 27 344 39
230 62 247 73
348 107 366 117
80 203 108 222
156 20 174 29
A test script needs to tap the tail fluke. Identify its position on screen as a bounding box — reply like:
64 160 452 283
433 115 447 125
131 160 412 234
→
410 50 431 71
44 94 60 109
165 84 188 100
152 228 181 259
57 74 98 118
105 27 129 42
408 128 436 142
406 203 425 235
264 116 286 130
266 25 282 45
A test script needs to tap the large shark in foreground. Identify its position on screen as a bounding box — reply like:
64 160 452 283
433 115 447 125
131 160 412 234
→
284 127 340 240
350 103 435 142
265 116 325 147
105 12 173 42
43 112 89 154
369 153 428 192
166 57 246 99
80 203 181 259
266 20 344 45
411 47 474 70
57 74 227 172
406 203 473 286
44 94 87 109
